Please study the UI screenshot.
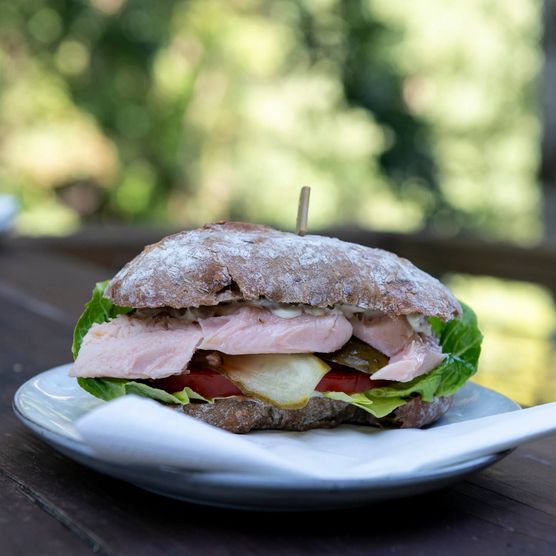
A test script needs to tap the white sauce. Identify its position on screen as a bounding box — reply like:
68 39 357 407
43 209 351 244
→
406 313 433 335
268 306 303 319
136 301 429 326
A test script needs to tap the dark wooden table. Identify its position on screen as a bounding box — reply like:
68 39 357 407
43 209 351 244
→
1 241 555 556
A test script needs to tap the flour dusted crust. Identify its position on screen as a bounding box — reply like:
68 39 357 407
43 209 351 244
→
106 222 461 319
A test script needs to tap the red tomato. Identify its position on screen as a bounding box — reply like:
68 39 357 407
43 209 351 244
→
316 369 384 393
151 369 243 398
151 367 383 398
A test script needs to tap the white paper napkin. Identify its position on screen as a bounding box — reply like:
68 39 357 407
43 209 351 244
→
75 396 556 480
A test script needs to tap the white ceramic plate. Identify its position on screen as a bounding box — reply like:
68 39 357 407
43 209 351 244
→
14 364 520 511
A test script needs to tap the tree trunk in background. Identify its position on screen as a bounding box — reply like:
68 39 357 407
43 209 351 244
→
542 0 556 238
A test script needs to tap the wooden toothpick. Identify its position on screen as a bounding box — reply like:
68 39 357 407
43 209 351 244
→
296 186 311 236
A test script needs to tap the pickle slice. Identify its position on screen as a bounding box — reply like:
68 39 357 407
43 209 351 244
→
318 337 388 374
219 353 330 409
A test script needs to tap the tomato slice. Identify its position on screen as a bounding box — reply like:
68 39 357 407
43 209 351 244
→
151 369 243 399
150 366 384 398
316 368 385 393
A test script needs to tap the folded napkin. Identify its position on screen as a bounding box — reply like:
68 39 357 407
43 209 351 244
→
75 396 556 480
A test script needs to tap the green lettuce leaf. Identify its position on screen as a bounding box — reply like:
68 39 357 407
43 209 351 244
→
77 377 210 404
72 280 133 359
429 302 483 396
323 391 407 418
324 302 482 417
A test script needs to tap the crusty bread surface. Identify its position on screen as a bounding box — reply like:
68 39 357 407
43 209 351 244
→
181 395 452 433
106 222 460 319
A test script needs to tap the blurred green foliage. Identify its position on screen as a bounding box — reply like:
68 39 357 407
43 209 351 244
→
0 0 553 406
0 0 541 240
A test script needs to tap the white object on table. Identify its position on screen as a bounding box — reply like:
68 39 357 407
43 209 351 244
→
75 395 556 480
0 194 18 233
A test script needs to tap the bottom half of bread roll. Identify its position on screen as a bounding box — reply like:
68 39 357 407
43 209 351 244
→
182 395 452 434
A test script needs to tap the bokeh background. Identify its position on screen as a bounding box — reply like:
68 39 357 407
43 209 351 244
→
1 0 555 406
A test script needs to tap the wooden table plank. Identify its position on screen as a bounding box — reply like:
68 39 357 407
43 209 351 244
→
468 449 556 519
0 472 98 556
0 247 110 320
0 249 555 555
